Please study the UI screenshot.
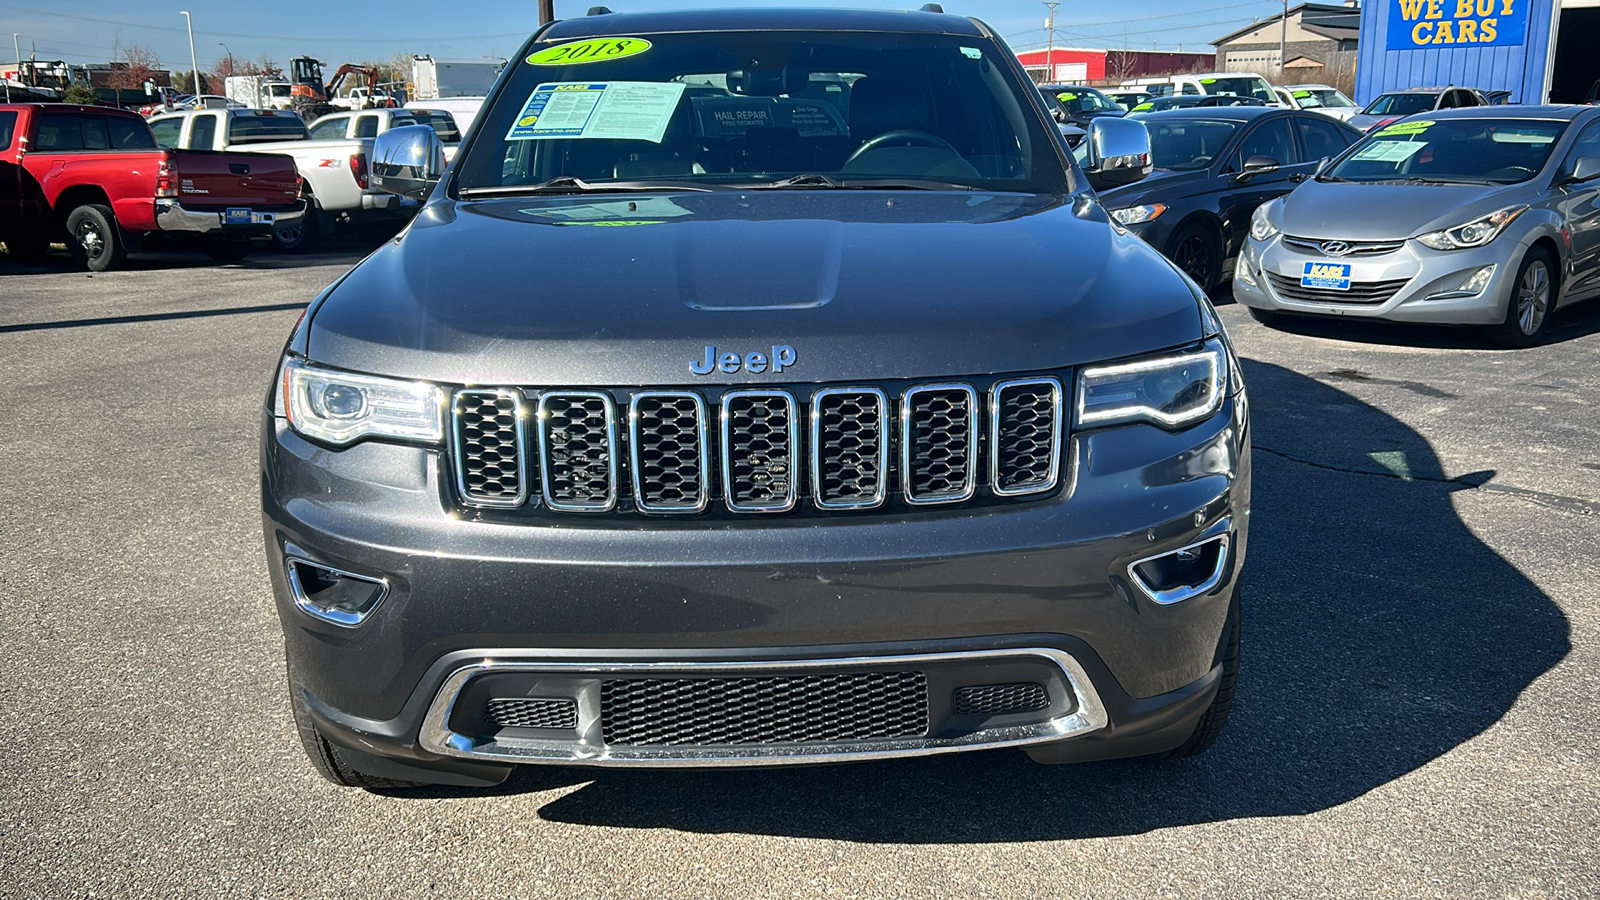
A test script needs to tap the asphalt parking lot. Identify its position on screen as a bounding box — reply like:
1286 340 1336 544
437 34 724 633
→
1 245 1597 898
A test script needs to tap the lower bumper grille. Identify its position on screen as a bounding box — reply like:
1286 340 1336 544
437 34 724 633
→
953 682 1050 716
599 672 930 746
1267 272 1410 305
485 697 578 730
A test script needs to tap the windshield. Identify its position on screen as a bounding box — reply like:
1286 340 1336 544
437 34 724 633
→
1294 88 1353 109
1146 118 1240 170
1202 77 1275 103
1327 118 1566 184
407 111 462 144
228 114 308 143
1046 86 1118 113
1363 93 1434 116
454 31 1067 195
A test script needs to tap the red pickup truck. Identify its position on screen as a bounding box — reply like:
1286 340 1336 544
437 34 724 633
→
0 103 304 270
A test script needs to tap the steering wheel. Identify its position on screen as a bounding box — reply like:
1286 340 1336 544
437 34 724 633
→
845 129 960 165
1491 165 1536 179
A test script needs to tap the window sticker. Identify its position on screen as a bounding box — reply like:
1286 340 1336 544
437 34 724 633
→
1292 90 1312 98
526 37 652 66
506 82 688 143
1057 92 1078 101
1377 120 1433 136
521 198 693 221
1350 140 1427 163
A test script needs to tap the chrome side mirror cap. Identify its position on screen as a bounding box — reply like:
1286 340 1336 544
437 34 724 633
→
371 124 445 199
1082 117 1152 192
1570 156 1600 184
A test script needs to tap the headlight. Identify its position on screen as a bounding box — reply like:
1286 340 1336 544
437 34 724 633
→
1077 339 1227 430
1250 203 1279 242
281 357 445 446
1415 206 1525 251
1110 203 1166 225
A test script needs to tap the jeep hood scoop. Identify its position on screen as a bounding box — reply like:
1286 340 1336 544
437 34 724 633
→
307 191 1203 386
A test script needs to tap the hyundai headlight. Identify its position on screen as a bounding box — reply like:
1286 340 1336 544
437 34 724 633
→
281 357 445 446
1250 202 1279 242
1415 206 1525 251
1110 203 1167 225
1077 339 1227 430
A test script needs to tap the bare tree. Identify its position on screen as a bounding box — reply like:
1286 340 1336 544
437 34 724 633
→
106 42 162 103
1105 50 1137 84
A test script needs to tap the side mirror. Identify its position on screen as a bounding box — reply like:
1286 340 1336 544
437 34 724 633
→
1082 116 1152 191
1235 155 1280 181
371 124 445 199
1569 156 1600 184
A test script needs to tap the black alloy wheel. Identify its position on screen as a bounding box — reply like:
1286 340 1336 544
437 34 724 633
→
1168 223 1219 290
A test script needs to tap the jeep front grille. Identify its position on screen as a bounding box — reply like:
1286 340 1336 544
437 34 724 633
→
450 376 1065 516
599 672 929 745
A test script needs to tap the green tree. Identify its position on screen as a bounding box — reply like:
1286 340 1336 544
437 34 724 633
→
63 82 97 104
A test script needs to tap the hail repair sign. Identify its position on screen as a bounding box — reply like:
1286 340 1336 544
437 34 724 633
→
1387 0 1530 49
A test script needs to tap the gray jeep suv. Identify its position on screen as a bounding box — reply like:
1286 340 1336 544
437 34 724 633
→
262 6 1250 788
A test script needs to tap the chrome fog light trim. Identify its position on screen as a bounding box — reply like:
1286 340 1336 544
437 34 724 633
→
1126 524 1231 606
1426 264 1497 300
285 557 389 628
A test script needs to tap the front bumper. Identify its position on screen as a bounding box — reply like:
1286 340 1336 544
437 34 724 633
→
154 198 305 236
1233 230 1523 325
263 393 1249 775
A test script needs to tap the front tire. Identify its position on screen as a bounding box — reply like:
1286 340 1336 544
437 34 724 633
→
1154 592 1240 759
287 656 423 791
1167 221 1221 290
1245 304 1289 327
1483 247 1556 347
65 204 126 272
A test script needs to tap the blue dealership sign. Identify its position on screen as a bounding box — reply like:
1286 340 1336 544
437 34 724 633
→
1386 0 1530 49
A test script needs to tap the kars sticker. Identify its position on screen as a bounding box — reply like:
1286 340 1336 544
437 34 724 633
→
527 37 652 66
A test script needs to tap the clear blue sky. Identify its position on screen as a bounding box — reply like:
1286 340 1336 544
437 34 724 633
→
1 0 1288 71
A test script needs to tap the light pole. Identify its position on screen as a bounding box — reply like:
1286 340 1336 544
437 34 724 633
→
218 42 233 76
179 11 200 96
9 33 19 102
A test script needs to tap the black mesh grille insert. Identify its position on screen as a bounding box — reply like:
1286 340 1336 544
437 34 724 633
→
485 698 578 730
631 393 707 513
722 392 797 511
453 390 527 505
953 683 1050 716
993 380 1060 494
1266 273 1410 305
539 392 615 510
904 386 976 502
600 672 929 746
813 389 887 508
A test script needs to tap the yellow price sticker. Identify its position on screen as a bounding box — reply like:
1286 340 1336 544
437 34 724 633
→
527 37 652 66
1377 119 1434 136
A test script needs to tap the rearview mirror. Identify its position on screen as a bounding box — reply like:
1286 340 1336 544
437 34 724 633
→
1570 156 1600 184
1082 116 1152 191
371 124 445 199
1235 155 1280 182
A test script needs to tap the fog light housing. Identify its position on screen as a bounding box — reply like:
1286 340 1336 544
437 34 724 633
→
1127 527 1230 605
1234 253 1258 288
1425 264 1497 300
285 556 388 627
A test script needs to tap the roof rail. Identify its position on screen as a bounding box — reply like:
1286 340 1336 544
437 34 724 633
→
920 3 945 12
587 6 613 15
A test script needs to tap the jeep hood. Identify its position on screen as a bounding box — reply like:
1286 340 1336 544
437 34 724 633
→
306 191 1204 386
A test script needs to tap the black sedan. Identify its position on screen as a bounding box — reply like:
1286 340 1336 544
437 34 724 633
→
1097 106 1363 289
1038 84 1125 125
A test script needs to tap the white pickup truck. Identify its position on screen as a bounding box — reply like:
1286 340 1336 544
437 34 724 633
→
146 108 417 251
306 107 462 161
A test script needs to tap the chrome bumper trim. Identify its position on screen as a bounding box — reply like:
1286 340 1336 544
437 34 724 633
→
154 198 304 233
1126 519 1232 606
418 648 1109 767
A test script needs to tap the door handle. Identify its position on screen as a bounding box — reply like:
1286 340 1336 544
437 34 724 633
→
1289 173 1309 183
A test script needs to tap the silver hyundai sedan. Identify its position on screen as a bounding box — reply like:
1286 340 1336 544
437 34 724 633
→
1234 106 1600 345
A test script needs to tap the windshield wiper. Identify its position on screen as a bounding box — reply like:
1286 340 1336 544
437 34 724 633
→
1389 176 1493 186
459 176 716 198
738 174 977 191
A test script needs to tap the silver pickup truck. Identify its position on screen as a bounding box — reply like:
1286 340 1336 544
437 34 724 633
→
147 108 417 251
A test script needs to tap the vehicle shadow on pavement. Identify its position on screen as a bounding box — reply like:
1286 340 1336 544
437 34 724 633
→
1247 294 1600 349
493 359 1571 840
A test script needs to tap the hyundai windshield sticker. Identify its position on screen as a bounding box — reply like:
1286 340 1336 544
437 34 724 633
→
1351 141 1427 163
506 82 687 143
526 37 652 66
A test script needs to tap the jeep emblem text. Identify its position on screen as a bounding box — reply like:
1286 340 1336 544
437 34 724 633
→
690 345 797 376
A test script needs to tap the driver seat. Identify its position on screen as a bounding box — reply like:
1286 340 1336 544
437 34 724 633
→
841 75 979 177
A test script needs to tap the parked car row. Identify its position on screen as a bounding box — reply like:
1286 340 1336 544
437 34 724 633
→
0 101 459 268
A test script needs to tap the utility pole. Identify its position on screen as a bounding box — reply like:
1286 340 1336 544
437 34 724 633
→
9 33 19 102
179 10 200 96
538 0 555 25
1042 0 1059 83
1279 0 1288 79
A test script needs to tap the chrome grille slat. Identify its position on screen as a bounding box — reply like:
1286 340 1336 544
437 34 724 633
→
452 389 530 508
721 390 800 513
1282 236 1405 257
629 392 710 514
810 387 889 510
537 391 619 512
1266 273 1410 305
902 384 978 505
990 377 1063 496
